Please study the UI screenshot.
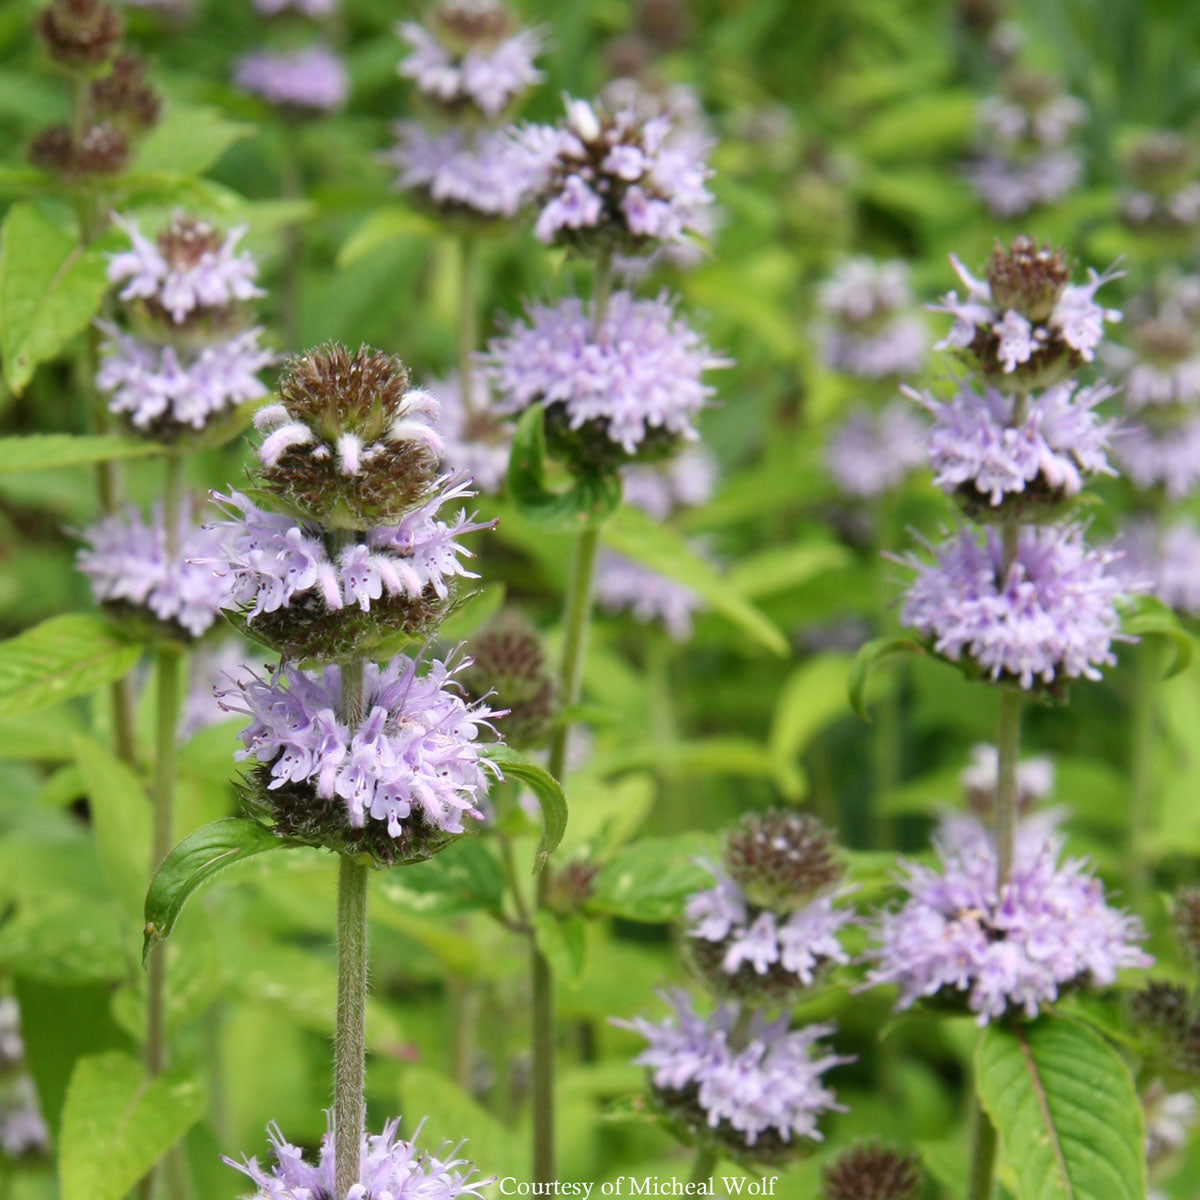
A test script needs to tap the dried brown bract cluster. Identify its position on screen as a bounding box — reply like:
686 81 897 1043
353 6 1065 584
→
822 1144 923 1200
725 810 842 910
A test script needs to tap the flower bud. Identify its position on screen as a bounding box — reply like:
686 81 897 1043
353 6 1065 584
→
90 52 160 131
35 0 122 71
986 237 1069 324
822 1145 922 1200
724 810 842 910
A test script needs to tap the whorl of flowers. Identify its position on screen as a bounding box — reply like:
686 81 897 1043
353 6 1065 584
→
77 499 235 640
397 0 542 120
0 999 48 1160
826 402 927 500
1110 518 1200 617
98 213 273 440
35 0 121 70
898 524 1128 691
976 70 1087 152
518 94 715 254
233 45 348 112
485 290 727 466
386 123 538 220
179 641 258 742
253 344 447 527
225 1117 492 1200
253 0 336 15
1105 310 1200 412
619 447 717 521
816 258 928 380
933 239 1121 385
1120 132 1200 231
108 213 262 328
1113 416 1200 500
594 552 702 640
966 150 1084 220
421 371 510 495
864 813 1151 1024
210 480 491 660
218 653 501 863
918 379 1116 517
613 990 849 1162
98 324 273 438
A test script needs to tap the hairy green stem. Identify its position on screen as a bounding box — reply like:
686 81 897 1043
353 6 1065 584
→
966 1098 997 1200
333 659 367 1200
278 133 304 353
993 686 1022 887
1129 638 1161 901
592 252 613 334
689 1145 718 1188
457 235 480 415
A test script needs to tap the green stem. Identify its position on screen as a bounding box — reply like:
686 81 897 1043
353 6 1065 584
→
278 133 304 353
333 855 368 1200
592 252 613 335
457 235 480 415
333 658 367 1200
966 1099 997 1200
993 685 1022 887
531 525 601 1183
689 1145 718 1188
1130 638 1161 901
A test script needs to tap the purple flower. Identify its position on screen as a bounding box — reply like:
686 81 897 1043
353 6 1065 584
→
519 95 714 252
422 372 510 494
619 447 718 521
234 45 348 112
818 258 915 324
933 250 1121 375
484 291 728 457
1113 416 1200 499
819 317 928 380
1104 313 1200 411
108 215 262 324
0 999 48 1160
218 652 501 838
965 150 1084 218
613 990 849 1152
225 1116 491 1200
179 641 260 742
77 500 235 638
825 402 927 499
594 551 703 640
686 862 852 989
977 91 1087 151
898 525 1128 689
1110 518 1200 616
865 813 1151 1024
254 0 336 14
210 478 490 623
97 323 273 434
919 380 1117 508
961 742 1055 808
397 13 542 119
386 123 537 220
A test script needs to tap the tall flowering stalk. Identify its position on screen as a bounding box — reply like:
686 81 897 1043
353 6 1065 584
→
210 343 499 1200
876 236 1137 1198
484 88 720 1180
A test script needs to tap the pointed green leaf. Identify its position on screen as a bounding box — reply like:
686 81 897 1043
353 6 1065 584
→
0 434 163 475
59 1051 205 1200
129 105 252 176
1122 594 1193 678
0 615 142 720
976 1016 1145 1200
588 833 716 923
0 203 110 393
142 818 287 965
506 405 622 530
849 635 924 722
600 504 789 655
483 743 566 869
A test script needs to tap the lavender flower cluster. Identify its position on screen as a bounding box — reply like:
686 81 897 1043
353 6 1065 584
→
389 0 541 221
613 990 848 1154
220 653 500 840
966 70 1087 217
825 402 927 500
233 46 348 112
0 998 48 1160
98 214 273 439
866 813 1150 1023
518 95 714 253
226 1117 491 1200
1120 132 1200 231
485 290 727 461
77 499 235 638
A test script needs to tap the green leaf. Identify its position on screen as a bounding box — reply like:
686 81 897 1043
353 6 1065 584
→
72 734 151 919
484 743 567 869
0 203 110 393
589 834 716 923
769 653 851 764
848 635 924 722
0 614 142 720
1122 594 1193 678
337 205 438 267
143 818 288 966
128 105 253 176
506 406 622 530
600 504 789 656
533 909 588 986
0 434 164 476
59 1051 205 1200
726 541 851 598
976 1016 1145 1200
594 736 804 797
